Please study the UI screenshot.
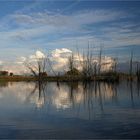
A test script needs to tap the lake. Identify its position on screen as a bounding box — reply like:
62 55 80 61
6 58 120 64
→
0 81 140 139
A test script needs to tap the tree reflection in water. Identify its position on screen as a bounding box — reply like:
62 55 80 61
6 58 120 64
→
0 80 139 121
24 80 126 119
137 81 140 96
9 80 135 122
27 81 48 108
130 81 134 108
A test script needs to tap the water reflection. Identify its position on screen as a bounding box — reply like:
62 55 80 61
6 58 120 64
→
25 81 45 108
0 81 140 138
0 81 140 118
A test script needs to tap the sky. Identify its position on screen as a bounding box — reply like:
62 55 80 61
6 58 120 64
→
0 0 140 74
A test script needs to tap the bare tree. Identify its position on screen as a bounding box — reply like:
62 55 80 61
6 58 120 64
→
81 44 97 78
68 53 74 72
98 47 102 75
25 55 48 81
113 58 118 73
129 51 133 77
66 53 81 76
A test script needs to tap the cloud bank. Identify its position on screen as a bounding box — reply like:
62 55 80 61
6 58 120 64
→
0 48 116 75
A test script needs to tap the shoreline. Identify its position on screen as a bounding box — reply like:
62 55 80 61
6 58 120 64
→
0 74 138 82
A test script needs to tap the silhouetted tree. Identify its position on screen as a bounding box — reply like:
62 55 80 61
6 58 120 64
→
10 72 13 76
25 54 48 81
129 51 133 76
0 71 8 76
66 53 80 76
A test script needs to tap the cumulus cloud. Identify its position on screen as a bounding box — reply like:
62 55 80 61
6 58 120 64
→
49 48 116 73
50 48 72 72
29 50 46 61
0 48 117 75
0 50 46 75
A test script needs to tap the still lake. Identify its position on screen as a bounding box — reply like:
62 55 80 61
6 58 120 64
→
0 81 140 139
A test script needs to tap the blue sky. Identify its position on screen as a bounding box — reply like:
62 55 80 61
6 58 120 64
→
0 0 140 65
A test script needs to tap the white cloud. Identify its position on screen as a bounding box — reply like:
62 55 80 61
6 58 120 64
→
0 50 46 75
29 50 46 60
50 48 72 72
0 49 116 75
35 50 45 58
45 48 116 73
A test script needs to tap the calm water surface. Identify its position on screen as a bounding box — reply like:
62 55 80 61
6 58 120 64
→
0 81 140 139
